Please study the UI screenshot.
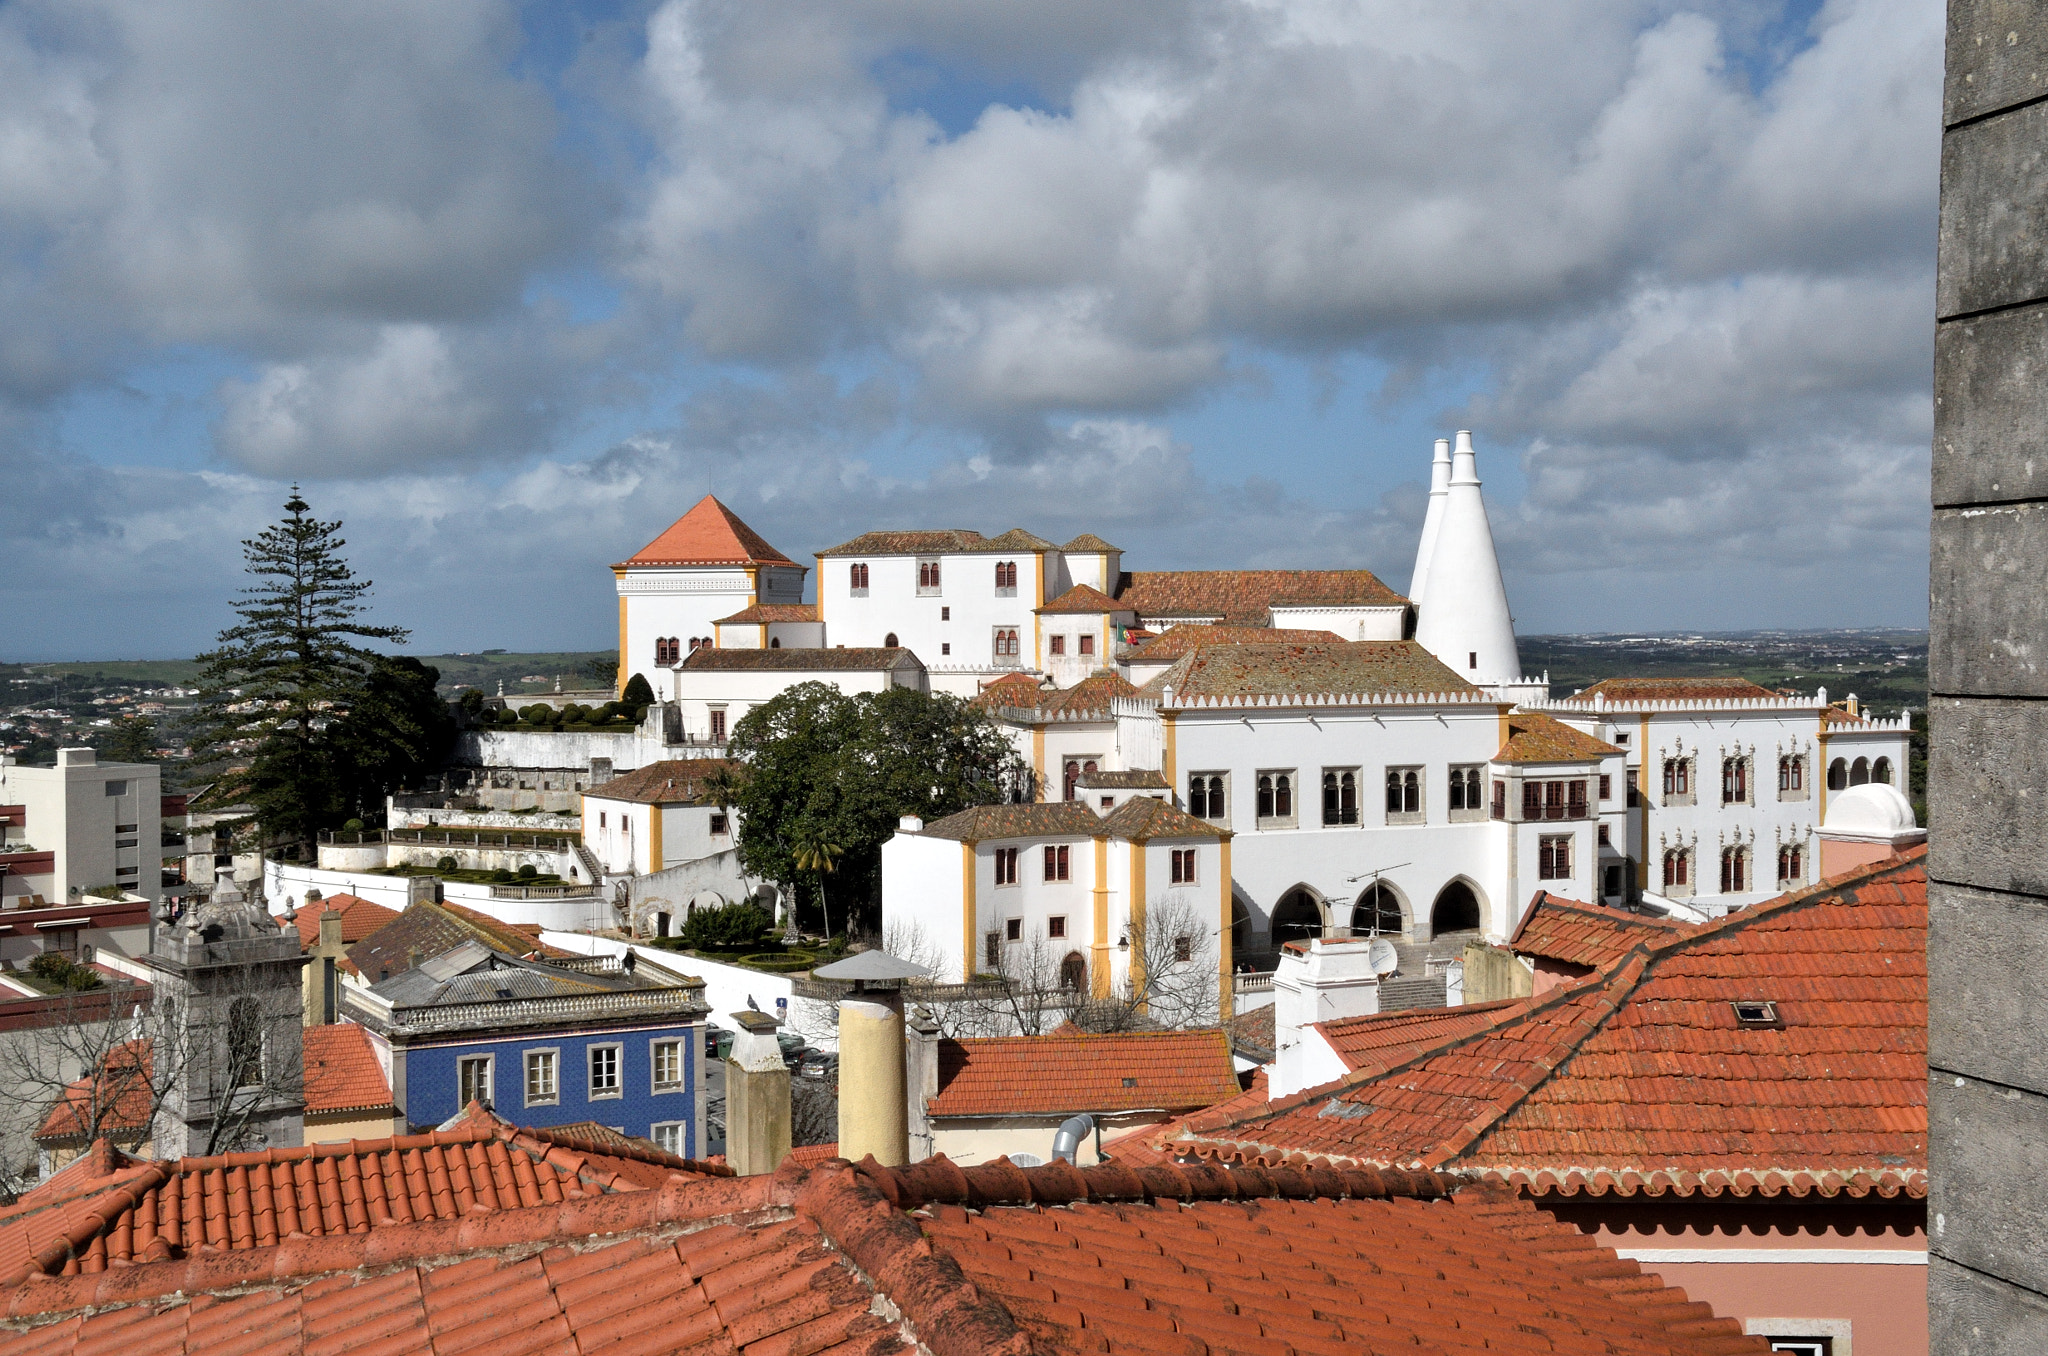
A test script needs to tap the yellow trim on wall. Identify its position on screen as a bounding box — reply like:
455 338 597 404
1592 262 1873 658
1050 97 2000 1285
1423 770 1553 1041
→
649 805 664 874
1091 837 1111 1001
1128 842 1147 1010
758 623 768 649
745 565 760 607
961 842 977 984
1162 713 1178 799
614 567 630 697
1637 715 1651 888
1218 838 1234 1021
1033 726 1046 802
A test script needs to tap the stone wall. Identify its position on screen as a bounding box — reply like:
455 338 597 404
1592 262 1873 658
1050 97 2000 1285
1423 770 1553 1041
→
1930 5 2048 1346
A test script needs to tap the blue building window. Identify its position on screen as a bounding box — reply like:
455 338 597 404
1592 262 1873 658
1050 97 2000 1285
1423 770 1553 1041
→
525 1049 559 1107
458 1055 492 1108
650 1122 686 1155
589 1044 621 1099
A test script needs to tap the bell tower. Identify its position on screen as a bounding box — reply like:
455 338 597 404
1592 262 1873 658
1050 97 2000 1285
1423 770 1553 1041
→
144 874 307 1159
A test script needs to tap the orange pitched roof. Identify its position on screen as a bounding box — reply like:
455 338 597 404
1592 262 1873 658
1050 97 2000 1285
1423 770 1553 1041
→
1494 711 1621 764
290 893 399 949
585 757 734 805
709 602 819 624
1126 623 1346 662
301 1023 393 1115
928 1029 1241 1117
0 1154 1765 1356
3 1109 730 1285
1509 890 1695 971
1115 568 1407 623
1033 583 1126 614
615 494 796 568
1558 676 1781 705
1157 849 1929 1200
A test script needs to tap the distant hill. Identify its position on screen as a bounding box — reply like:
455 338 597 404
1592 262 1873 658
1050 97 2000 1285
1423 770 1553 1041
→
16 651 620 697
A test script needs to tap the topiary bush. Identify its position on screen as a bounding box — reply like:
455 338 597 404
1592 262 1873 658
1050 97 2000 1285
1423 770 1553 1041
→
496 708 520 726
341 818 365 833
679 901 777 952
436 856 458 871
516 863 538 878
519 704 554 725
622 673 654 707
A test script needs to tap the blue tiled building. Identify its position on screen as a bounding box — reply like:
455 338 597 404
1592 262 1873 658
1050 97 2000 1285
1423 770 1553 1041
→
344 939 709 1157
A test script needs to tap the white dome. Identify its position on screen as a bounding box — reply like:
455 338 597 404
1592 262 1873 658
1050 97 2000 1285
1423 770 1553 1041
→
1824 782 1918 836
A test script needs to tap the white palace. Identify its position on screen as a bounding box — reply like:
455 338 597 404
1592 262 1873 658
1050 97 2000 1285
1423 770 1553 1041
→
603 431 1914 1011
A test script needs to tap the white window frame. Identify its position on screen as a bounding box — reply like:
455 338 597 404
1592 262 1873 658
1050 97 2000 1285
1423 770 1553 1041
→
650 1121 688 1157
1447 764 1487 822
651 1038 685 1094
523 1047 559 1107
458 1053 494 1109
1384 766 1425 826
588 1042 623 1100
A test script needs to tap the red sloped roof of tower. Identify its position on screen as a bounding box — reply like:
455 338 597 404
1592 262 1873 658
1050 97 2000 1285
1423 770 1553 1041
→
615 495 796 568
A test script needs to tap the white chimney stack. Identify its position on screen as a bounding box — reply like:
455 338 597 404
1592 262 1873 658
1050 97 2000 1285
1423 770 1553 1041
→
1412 430 1522 688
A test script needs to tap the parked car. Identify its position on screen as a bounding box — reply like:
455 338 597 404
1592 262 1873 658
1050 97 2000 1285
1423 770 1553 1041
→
796 1050 839 1082
777 1032 808 1068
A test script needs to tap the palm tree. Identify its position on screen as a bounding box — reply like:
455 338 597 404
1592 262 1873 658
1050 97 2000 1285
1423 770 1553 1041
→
792 840 844 940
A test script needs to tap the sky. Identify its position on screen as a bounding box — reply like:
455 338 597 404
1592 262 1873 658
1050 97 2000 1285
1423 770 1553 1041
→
0 0 1940 661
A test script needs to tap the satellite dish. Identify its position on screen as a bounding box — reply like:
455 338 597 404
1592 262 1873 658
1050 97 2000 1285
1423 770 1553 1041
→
1368 938 1399 977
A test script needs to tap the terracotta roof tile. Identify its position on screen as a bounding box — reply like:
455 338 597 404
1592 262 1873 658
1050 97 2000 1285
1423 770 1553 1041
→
1158 850 1929 1199
1060 534 1121 552
916 802 1105 842
929 1030 1241 1117
1147 640 1480 702
301 1024 393 1114
0 1151 1764 1356
981 669 1139 722
1509 891 1694 971
1072 769 1167 790
680 646 919 672
1115 570 1406 624
291 894 399 950
710 603 820 624
616 495 797 568
1034 584 1127 615
1097 795 1226 840
345 902 568 985
1127 624 1346 663
585 758 734 805
1494 712 1622 764
817 528 1054 556
1557 677 1781 705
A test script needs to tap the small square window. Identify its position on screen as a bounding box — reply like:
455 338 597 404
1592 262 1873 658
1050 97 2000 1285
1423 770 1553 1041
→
1049 635 1066 656
942 643 951 655
710 813 730 836
1048 915 1068 940
104 780 128 797
941 606 950 621
1100 795 1113 809
1079 634 1094 656
525 1050 558 1106
1005 917 1022 942
1173 935 1192 963
650 1122 686 1156
652 1039 685 1092
589 1044 622 1097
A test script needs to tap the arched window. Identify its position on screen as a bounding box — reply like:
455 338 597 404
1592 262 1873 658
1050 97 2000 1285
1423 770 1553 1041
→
1873 756 1892 785
1721 757 1747 805
226 997 263 1089
1403 772 1419 815
849 562 869 592
1274 774 1292 818
1663 849 1689 888
994 561 1018 592
1429 882 1480 935
1850 757 1870 786
884 632 899 648
1059 952 1087 992
1828 757 1848 791
1720 846 1747 893
1272 889 1323 943
769 637 781 649
1257 775 1274 818
1777 845 1803 882
1065 760 1081 802
1322 771 1358 825
654 638 669 665
1352 883 1401 936
1663 758 1690 797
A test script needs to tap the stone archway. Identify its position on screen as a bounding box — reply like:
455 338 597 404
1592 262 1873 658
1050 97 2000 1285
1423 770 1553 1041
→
1059 951 1088 992
1270 887 1327 946
1351 882 1405 937
1428 880 1482 939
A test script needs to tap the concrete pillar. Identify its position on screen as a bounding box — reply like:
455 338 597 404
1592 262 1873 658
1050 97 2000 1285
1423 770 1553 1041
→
837 991 909 1166
723 1011 790 1176
905 1006 940 1163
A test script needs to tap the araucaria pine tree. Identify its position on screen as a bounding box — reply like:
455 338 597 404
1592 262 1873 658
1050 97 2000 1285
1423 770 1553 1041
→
192 490 410 854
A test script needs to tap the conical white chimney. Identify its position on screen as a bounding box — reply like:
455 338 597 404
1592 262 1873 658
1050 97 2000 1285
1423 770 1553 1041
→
1413 430 1522 686
1408 437 1452 606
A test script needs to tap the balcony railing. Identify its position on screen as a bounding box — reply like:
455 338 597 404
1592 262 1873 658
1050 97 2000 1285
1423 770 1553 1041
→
321 828 579 852
1232 971 1275 995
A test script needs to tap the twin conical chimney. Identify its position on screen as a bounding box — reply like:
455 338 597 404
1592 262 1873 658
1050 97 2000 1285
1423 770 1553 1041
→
1411 430 1522 688
1408 437 1452 604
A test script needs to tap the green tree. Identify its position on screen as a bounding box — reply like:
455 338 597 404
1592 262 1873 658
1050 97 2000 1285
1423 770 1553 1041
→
190 490 409 853
621 672 654 707
328 656 456 821
98 715 157 764
724 682 1022 934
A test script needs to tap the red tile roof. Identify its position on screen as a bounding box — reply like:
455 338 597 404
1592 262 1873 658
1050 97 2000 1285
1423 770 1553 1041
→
1126 623 1345 662
1316 1000 1529 1073
1033 583 1127 614
1154 850 1929 1200
3 1109 731 1285
977 669 1137 719
0 1154 1765 1356
290 893 399 949
1060 533 1121 552
680 646 921 672
1115 569 1407 623
1509 891 1695 971
584 757 734 805
301 1023 393 1115
615 494 797 568
710 602 820 624
32 1040 152 1146
345 900 567 982
817 527 1056 556
929 1030 1242 1117
1495 711 1621 763
1147 640 1480 702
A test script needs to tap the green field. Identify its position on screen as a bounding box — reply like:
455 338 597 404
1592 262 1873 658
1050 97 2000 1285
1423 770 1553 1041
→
15 651 620 696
